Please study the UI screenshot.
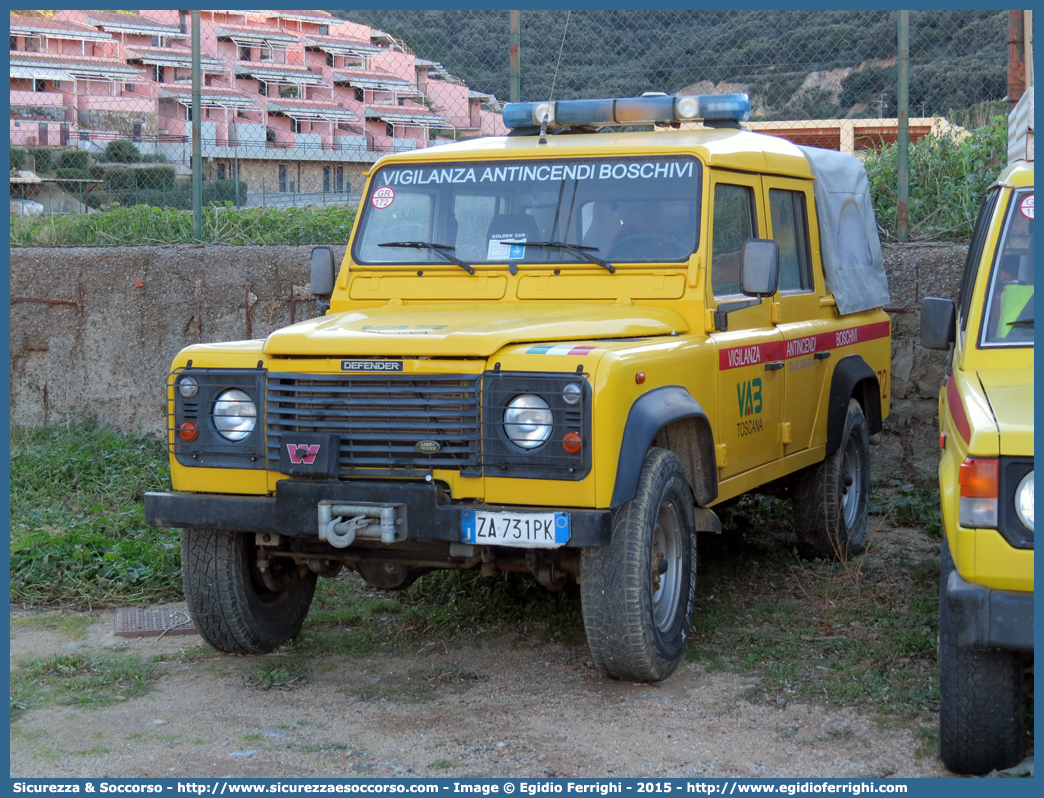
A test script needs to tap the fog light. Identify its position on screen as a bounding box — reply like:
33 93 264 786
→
178 376 199 398
179 420 199 442
562 431 582 454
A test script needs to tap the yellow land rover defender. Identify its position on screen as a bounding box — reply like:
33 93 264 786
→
921 94 1033 774
145 93 892 683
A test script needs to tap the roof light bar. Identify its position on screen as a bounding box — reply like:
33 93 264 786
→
502 93 750 130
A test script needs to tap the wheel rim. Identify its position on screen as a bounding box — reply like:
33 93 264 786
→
651 499 684 632
841 434 863 529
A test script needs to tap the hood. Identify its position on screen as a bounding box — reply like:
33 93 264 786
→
978 368 1034 456
263 303 689 358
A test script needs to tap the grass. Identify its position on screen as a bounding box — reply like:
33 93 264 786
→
687 505 941 718
10 423 181 608
10 653 158 719
10 203 357 247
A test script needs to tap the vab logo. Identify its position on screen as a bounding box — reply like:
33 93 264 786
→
287 444 321 465
736 377 763 417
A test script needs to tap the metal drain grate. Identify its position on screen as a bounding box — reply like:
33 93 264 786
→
114 605 197 637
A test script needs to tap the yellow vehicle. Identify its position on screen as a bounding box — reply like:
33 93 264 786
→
921 95 1033 774
145 93 892 683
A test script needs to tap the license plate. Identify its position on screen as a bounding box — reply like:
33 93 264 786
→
461 509 570 548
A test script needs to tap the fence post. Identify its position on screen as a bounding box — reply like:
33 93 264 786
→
510 11 520 102
191 10 203 242
896 10 909 243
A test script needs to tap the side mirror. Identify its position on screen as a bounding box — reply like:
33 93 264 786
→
920 297 957 351
740 239 780 298
310 246 336 296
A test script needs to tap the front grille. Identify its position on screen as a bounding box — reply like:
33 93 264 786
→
265 372 481 475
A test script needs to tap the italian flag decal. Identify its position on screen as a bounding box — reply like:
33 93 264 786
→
526 345 598 356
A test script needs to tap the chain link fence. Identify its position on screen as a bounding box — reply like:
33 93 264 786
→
10 9 1015 230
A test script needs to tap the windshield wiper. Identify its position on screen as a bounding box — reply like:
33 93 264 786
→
1007 305 1033 328
378 241 475 275
523 241 616 274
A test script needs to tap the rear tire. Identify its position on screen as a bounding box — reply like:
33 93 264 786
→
182 529 317 655
791 398 869 560
938 539 1024 774
581 448 697 682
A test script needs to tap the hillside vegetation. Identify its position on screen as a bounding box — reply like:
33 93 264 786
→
337 9 1006 119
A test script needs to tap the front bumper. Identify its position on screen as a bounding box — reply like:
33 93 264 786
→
144 479 612 548
946 567 1034 651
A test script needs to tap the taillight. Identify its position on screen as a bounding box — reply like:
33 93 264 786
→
958 457 998 528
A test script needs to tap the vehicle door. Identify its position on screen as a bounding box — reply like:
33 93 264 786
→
707 172 784 478
762 177 831 454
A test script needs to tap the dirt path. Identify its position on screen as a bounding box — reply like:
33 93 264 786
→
10 603 949 779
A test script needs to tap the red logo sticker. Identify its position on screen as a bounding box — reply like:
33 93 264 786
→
371 186 395 210
1020 194 1034 220
287 444 320 465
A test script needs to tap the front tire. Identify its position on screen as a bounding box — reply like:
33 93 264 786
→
938 539 1024 774
791 398 870 560
182 529 317 655
581 448 697 682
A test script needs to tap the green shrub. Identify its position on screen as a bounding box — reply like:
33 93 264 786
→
11 148 27 171
140 153 168 163
206 179 248 205
11 203 358 246
102 166 136 192
53 168 92 181
865 115 1007 241
28 147 54 173
135 166 176 191
57 150 90 171
103 139 141 163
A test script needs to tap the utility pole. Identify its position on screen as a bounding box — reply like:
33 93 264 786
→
191 10 203 242
897 10 909 242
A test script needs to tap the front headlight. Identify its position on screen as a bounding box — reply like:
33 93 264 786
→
1015 470 1034 532
213 389 257 441
504 394 553 449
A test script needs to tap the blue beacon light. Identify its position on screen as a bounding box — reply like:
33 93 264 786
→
502 94 751 130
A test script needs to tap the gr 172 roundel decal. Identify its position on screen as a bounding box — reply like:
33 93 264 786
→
371 186 395 210
1019 193 1033 220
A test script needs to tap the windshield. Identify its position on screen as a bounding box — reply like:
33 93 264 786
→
981 188 1033 347
353 156 701 267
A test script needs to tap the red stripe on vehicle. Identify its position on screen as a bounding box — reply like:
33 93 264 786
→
569 346 596 355
946 375 972 444
719 320 891 370
719 340 786 370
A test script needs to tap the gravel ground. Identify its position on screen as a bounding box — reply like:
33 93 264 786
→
11 548 954 781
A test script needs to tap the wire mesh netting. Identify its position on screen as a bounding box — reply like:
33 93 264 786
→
9 9 1012 226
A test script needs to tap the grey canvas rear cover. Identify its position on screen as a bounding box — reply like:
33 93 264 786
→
797 146 890 315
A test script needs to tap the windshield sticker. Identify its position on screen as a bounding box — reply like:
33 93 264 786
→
487 234 527 261
371 186 395 210
1020 194 1033 220
377 161 694 187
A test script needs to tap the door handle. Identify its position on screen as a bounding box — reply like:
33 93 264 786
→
765 361 784 371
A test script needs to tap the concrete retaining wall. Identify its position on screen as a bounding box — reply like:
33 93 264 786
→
9 242 968 486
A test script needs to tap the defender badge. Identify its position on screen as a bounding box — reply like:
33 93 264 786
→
415 440 441 454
